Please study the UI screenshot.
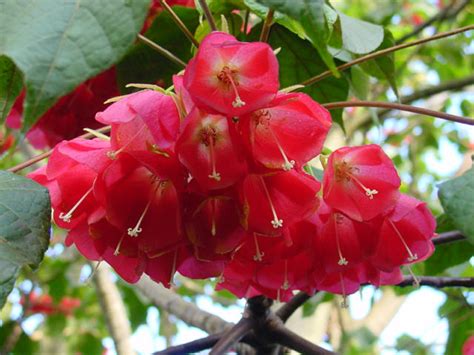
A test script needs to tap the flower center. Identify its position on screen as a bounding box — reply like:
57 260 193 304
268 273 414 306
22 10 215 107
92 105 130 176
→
217 66 246 108
335 160 378 199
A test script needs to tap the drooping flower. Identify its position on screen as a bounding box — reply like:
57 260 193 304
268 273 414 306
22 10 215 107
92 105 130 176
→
176 108 247 190
240 170 320 237
28 138 111 229
240 92 332 172
183 32 279 117
370 194 436 271
322 144 401 221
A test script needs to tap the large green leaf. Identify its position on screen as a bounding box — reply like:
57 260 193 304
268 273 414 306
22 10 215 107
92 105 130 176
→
254 0 338 75
116 7 200 92
337 12 384 55
0 171 51 309
0 0 149 131
438 165 474 244
255 25 349 127
0 56 23 124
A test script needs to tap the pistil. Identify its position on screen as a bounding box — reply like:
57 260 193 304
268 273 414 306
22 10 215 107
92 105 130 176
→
59 187 94 223
217 66 246 108
259 176 283 229
388 220 418 262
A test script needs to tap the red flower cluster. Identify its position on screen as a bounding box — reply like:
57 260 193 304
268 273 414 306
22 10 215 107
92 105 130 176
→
20 293 81 317
30 32 435 302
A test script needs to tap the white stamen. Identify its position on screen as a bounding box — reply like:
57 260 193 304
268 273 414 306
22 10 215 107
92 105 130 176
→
281 260 290 290
59 187 93 223
335 215 348 266
339 273 349 308
407 265 420 288
388 220 418 262
268 125 295 171
207 133 221 181
113 234 126 256
260 177 283 229
252 233 265 261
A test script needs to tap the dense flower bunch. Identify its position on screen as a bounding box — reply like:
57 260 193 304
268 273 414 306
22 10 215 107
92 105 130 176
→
29 32 436 302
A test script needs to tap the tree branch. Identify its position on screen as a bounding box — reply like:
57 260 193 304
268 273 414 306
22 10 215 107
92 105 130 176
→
432 231 466 245
300 25 474 86
269 325 335 355
159 0 199 47
323 101 474 125
135 275 231 334
198 0 217 31
259 9 275 42
397 276 474 288
210 318 255 355
92 265 135 355
137 34 187 67
276 292 312 323
395 0 470 44
153 333 221 354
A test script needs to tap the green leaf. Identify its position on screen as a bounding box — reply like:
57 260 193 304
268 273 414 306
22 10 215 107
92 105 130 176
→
350 66 370 100
253 0 339 76
0 0 149 131
0 56 23 124
117 7 200 92
0 171 51 309
337 12 384 54
438 165 474 243
360 30 398 98
254 25 349 127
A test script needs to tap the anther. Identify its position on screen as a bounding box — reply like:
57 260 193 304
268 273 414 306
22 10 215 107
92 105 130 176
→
59 187 93 223
388 220 418 262
260 177 283 229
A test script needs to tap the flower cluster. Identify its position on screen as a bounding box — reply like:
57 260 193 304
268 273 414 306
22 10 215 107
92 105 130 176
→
30 32 436 302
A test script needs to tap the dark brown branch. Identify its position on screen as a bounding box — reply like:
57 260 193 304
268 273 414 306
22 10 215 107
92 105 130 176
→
159 0 199 47
154 333 221 354
396 0 471 44
301 25 474 86
432 231 466 245
270 325 335 355
8 126 111 173
137 34 186 67
210 318 255 355
397 276 474 288
198 0 217 31
276 292 312 322
259 9 275 42
323 101 474 125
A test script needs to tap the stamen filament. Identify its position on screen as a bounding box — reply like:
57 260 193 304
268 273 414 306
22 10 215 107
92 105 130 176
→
221 67 246 108
335 215 348 266
169 249 178 287
127 180 162 237
346 172 378 199
113 234 127 256
253 233 265 261
107 124 147 159
269 126 295 171
59 187 93 223
407 265 420 288
207 134 221 181
259 176 283 229
210 198 217 236
339 273 348 308
281 260 290 290
388 220 418 262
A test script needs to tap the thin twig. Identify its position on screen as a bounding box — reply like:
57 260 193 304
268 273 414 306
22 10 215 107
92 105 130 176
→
137 34 187 67
397 276 474 288
159 0 199 47
198 0 217 31
7 126 111 173
301 25 474 86
210 318 255 355
259 9 275 42
396 0 471 44
154 333 221 354
432 231 466 245
323 101 474 125
276 292 312 323
270 325 335 355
